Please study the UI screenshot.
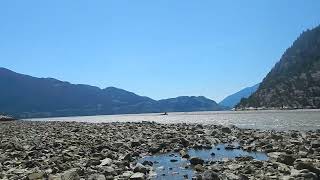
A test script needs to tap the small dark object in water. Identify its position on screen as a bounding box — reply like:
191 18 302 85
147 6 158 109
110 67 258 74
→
170 159 178 162
161 112 168 116
211 153 216 156
225 144 238 150
217 148 221 151
183 174 189 179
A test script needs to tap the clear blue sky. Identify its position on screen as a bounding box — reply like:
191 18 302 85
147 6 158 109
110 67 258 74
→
0 1 319 101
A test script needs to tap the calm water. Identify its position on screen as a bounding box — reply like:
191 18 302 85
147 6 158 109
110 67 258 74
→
139 144 268 180
25 110 320 131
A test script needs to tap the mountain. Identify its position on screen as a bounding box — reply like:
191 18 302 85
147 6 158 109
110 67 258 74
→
219 83 260 108
237 25 320 109
0 68 223 118
158 96 223 112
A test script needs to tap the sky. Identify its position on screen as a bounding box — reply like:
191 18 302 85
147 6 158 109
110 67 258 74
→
0 1 320 102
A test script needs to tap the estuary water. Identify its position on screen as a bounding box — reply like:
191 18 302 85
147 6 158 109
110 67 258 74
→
26 109 320 131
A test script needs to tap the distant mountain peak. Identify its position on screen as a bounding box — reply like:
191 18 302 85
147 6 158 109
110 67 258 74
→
219 83 260 108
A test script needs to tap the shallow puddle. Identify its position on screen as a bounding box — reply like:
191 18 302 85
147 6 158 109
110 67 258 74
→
139 144 268 180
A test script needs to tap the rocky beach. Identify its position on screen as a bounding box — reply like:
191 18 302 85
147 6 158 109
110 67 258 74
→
0 121 319 180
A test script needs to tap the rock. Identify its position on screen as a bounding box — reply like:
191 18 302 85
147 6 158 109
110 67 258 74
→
295 161 320 175
190 157 204 165
61 168 80 180
123 153 133 162
221 127 232 134
239 174 249 180
277 154 296 166
149 146 160 154
100 158 112 166
133 163 148 174
225 173 240 180
170 159 178 162
131 141 141 147
113 142 124 148
202 170 220 180
87 158 102 166
180 138 190 147
28 172 44 180
142 161 153 166
121 171 134 179
101 166 115 176
194 164 205 172
48 174 62 180
180 150 190 159
225 144 239 150
271 134 283 140
88 174 106 180
311 140 320 148
130 172 145 180
275 162 290 174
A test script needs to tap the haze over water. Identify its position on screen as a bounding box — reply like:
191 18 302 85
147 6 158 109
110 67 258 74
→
26 110 320 131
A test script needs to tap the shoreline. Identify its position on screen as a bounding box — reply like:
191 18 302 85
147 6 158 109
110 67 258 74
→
0 121 319 179
15 108 320 121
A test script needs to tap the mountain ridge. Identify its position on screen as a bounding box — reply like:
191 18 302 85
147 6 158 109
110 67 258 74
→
219 83 260 108
236 25 320 109
0 67 223 118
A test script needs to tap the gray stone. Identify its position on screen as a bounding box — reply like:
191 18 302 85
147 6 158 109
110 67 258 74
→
28 172 44 180
99 158 112 166
121 171 134 179
133 163 148 174
61 168 80 180
88 174 106 180
130 172 145 180
277 154 296 166
221 127 232 134
179 150 190 159
311 140 320 148
202 170 220 180
194 164 204 172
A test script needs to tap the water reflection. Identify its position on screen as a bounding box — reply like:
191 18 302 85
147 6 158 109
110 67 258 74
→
140 144 268 180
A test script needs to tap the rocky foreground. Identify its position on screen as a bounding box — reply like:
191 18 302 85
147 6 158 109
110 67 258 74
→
0 115 16 121
0 121 319 180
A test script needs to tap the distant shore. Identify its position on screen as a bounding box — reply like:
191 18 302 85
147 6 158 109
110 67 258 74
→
235 107 320 111
0 121 319 179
